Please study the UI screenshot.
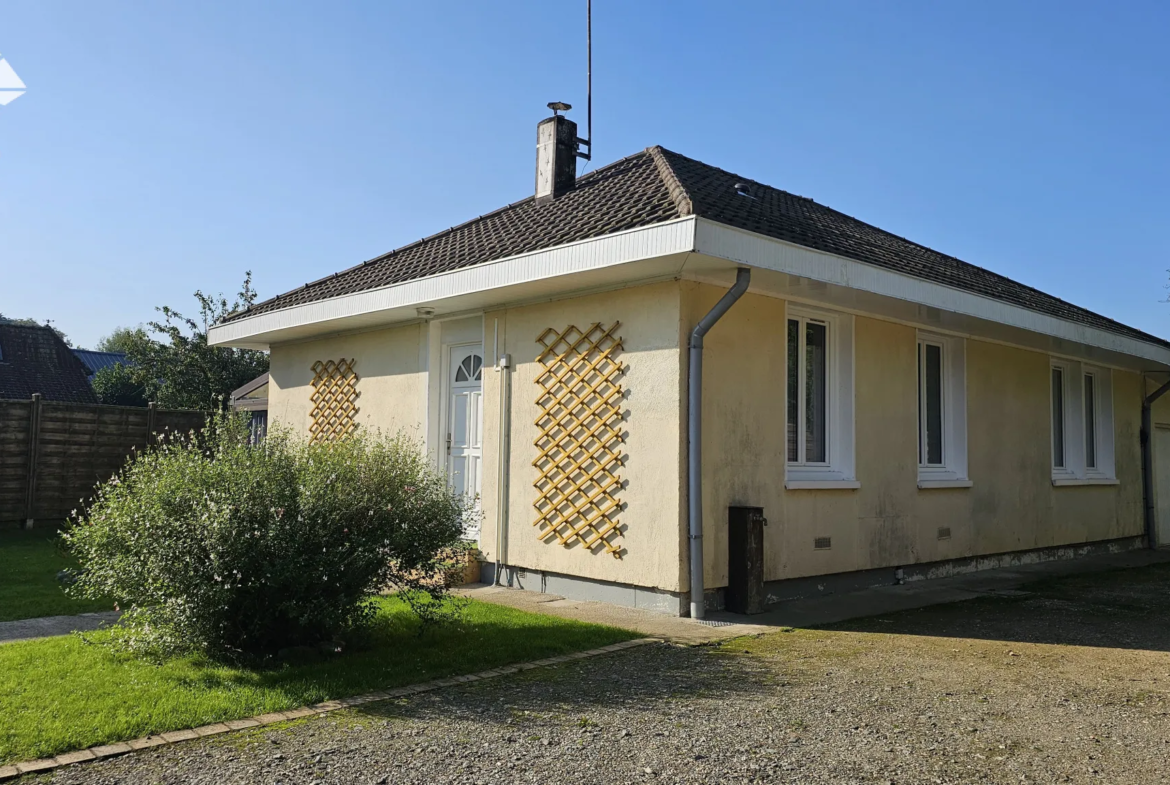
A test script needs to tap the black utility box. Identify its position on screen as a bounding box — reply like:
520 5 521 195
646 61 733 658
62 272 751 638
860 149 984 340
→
727 506 767 614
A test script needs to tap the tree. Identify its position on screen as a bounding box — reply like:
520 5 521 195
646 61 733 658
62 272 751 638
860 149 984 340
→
111 273 269 410
94 326 149 355
0 313 72 346
92 363 149 407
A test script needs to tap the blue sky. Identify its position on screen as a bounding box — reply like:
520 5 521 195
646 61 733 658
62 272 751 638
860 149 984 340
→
1 1 1167 349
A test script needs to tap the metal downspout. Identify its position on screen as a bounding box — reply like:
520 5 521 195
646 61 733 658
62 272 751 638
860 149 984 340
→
494 353 513 584
1141 376 1170 549
688 267 751 619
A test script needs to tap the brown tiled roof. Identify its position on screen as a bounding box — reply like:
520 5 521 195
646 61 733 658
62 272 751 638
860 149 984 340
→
234 150 681 317
228 147 1165 348
0 323 98 403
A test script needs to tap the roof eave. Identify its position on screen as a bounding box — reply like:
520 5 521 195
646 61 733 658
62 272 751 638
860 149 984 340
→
208 216 699 349
692 217 1170 371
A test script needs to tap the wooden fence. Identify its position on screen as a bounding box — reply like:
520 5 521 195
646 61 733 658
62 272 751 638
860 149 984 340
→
0 396 207 526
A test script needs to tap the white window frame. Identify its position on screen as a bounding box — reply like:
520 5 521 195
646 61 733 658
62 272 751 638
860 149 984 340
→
1050 358 1115 485
785 305 856 489
916 332 969 488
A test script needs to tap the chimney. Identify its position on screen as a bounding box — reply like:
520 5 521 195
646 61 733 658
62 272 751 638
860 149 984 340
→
535 104 578 204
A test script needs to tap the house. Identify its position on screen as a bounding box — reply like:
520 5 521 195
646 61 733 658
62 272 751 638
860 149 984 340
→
229 372 269 443
72 349 128 379
209 111 1170 617
0 323 98 404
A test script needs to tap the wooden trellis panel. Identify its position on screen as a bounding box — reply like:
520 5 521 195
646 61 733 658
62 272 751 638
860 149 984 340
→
309 358 360 443
533 322 626 557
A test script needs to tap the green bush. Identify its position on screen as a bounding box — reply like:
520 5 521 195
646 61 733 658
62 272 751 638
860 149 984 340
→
91 362 149 407
63 415 471 661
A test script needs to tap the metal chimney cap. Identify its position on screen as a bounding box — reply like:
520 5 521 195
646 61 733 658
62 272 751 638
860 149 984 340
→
547 101 572 115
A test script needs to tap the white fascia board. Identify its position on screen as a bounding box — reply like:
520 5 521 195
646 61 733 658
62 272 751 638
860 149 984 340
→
695 218 1170 367
208 217 697 347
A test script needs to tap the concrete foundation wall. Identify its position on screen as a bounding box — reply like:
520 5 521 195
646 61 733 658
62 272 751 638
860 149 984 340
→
684 282 1145 594
268 323 427 440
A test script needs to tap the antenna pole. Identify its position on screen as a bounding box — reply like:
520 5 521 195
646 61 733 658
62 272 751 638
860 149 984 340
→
578 0 592 161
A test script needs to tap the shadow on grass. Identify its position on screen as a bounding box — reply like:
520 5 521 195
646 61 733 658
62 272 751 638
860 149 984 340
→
818 561 1170 653
0 596 647 764
147 597 644 703
0 525 112 622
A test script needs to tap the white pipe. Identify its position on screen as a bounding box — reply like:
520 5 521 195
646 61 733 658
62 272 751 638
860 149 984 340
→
494 352 512 584
688 268 751 619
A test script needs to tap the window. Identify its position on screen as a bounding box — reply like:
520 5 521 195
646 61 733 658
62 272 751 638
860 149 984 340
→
455 353 482 382
785 306 855 488
916 333 969 487
1051 366 1065 469
787 317 828 465
1050 359 1115 484
1083 373 1096 470
918 341 944 466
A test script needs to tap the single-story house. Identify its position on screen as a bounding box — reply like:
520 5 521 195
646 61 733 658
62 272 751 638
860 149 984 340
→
72 349 128 379
209 112 1170 617
0 323 98 404
229 372 269 443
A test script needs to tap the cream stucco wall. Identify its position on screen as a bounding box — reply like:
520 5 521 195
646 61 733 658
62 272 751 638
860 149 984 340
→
266 279 1147 600
684 281 1145 592
268 323 427 440
478 281 686 593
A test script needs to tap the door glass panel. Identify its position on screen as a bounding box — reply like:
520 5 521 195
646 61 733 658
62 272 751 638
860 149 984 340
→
450 455 468 495
451 392 469 445
470 391 482 448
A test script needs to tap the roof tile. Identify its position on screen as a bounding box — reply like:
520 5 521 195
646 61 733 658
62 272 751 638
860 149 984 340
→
227 146 1164 349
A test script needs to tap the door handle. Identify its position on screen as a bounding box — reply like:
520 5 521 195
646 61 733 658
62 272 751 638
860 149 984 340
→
446 433 452 454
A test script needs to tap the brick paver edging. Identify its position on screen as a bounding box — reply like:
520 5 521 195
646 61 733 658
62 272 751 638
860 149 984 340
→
0 637 660 781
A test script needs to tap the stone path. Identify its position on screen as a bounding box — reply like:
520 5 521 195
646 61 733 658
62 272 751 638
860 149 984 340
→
0 611 119 644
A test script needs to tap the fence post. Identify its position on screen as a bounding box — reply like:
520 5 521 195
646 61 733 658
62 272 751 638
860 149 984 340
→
24 393 42 529
146 401 157 445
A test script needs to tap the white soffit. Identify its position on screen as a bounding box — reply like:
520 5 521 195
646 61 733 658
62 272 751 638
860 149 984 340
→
694 218 1170 369
208 217 697 348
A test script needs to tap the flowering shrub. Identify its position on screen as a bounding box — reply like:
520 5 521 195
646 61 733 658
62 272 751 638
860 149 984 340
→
63 415 471 660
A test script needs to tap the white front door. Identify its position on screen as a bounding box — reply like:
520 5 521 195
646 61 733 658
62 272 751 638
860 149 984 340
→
447 343 483 539
1156 426 1170 546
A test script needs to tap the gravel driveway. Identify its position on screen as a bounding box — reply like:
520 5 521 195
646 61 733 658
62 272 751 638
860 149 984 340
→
37 563 1170 784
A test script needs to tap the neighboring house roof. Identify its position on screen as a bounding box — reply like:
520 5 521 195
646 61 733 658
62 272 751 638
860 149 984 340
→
0 323 98 403
230 372 269 412
72 349 127 377
224 146 1164 348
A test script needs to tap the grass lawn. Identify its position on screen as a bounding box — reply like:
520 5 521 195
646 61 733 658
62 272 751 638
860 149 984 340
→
0 527 113 622
0 595 639 764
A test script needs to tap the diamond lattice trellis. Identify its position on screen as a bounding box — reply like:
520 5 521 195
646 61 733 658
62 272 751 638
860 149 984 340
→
533 322 627 557
309 358 360 443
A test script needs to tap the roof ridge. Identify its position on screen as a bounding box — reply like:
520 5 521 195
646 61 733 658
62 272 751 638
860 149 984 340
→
646 146 693 216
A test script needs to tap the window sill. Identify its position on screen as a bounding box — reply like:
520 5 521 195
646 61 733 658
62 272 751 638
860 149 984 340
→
785 480 861 490
918 479 973 489
1051 477 1119 487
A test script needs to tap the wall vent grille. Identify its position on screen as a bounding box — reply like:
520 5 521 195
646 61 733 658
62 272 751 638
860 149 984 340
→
937 526 952 540
814 536 832 550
